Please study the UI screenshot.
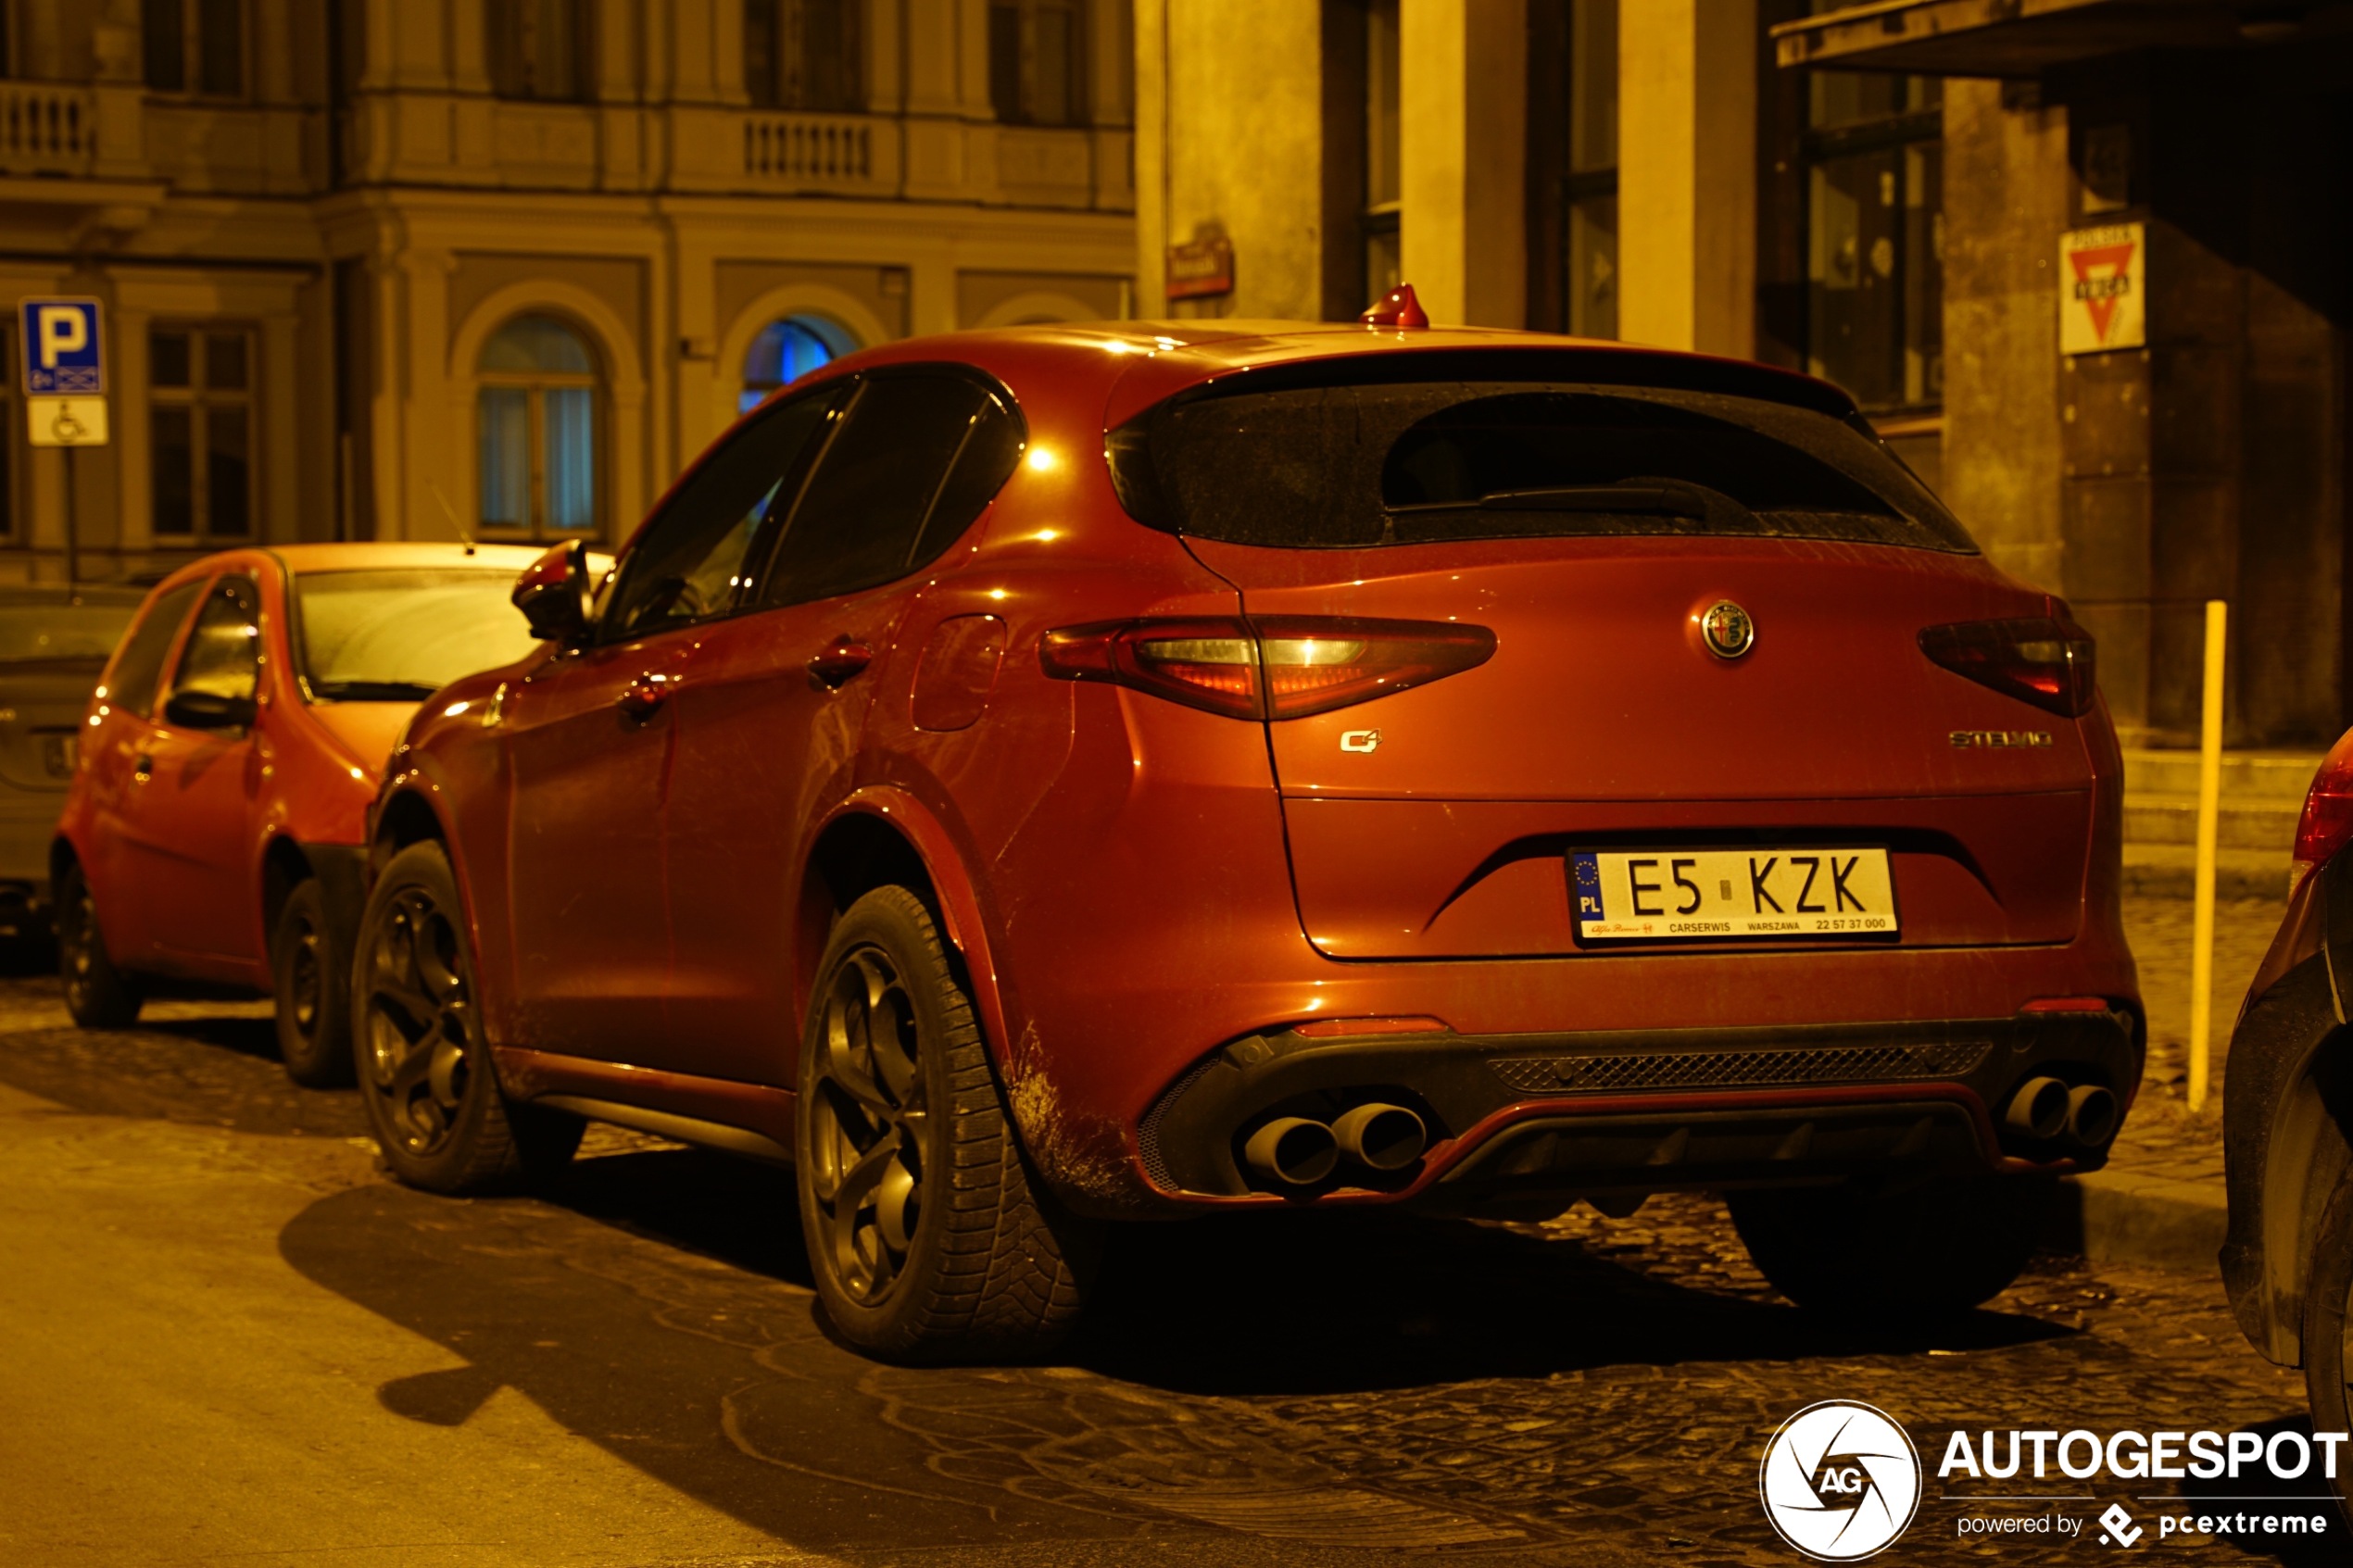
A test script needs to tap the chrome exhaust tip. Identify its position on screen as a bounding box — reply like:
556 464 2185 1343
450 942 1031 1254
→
1242 1116 1339 1187
2004 1076 2070 1140
2065 1083 2120 1149
1330 1102 1428 1172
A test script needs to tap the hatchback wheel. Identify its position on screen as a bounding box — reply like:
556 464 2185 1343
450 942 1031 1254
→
2304 1166 2353 1526
272 880 352 1087
1728 1170 2053 1318
57 861 142 1029
796 886 1098 1363
354 842 561 1192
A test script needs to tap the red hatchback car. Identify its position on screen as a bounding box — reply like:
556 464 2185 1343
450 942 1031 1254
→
355 311 2141 1361
57 543 551 1084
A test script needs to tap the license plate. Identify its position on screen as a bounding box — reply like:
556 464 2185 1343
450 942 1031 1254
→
1570 847 1897 941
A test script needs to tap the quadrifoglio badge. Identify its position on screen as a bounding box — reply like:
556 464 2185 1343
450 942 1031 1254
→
1760 1402 2349 1557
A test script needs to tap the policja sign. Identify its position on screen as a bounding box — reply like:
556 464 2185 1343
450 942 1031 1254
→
20 297 109 446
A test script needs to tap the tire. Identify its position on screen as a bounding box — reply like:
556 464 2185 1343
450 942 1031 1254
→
2304 1164 2353 1527
1729 1170 2054 1318
57 860 142 1029
352 841 533 1195
795 885 1098 1363
272 880 353 1087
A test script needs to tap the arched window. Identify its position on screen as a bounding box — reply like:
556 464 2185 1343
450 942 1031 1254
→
478 314 600 537
739 314 853 414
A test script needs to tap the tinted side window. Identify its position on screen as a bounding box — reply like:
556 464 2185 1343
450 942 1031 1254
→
761 375 990 608
104 580 204 718
909 391 1023 569
603 389 845 639
170 577 262 705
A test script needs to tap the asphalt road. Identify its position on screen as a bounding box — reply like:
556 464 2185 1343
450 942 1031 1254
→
0 903 2335 1568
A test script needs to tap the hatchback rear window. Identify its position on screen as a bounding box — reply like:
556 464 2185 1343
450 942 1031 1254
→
1106 380 1975 554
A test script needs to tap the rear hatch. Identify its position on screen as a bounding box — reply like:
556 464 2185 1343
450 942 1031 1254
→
1108 367 2100 959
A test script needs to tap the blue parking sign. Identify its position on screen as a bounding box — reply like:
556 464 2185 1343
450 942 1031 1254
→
19 298 103 395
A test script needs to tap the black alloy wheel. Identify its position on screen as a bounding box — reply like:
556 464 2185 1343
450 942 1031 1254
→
795 885 1098 1363
272 880 352 1087
354 841 574 1191
806 943 931 1306
57 860 142 1029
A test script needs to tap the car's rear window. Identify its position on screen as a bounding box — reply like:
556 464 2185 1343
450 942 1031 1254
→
1106 380 1975 554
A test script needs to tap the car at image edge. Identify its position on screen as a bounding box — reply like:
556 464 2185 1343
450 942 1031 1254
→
2221 739 2353 1524
353 309 2144 1363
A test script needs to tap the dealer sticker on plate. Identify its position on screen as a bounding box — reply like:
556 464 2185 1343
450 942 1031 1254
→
1569 848 1897 940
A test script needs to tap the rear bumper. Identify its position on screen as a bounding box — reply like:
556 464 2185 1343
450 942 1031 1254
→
1136 1010 2137 1207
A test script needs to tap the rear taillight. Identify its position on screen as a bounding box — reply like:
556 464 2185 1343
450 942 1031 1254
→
2294 732 2353 877
1918 616 2097 718
1039 616 1495 720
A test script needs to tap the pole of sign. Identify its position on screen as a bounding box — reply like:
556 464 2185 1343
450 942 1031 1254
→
61 445 77 587
2188 598 2227 1113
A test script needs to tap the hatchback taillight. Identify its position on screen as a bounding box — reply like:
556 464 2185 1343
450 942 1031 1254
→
2294 731 2353 878
1039 616 1496 720
1918 616 2097 718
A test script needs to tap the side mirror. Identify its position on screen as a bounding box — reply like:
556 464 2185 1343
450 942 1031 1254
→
163 689 258 731
513 539 592 642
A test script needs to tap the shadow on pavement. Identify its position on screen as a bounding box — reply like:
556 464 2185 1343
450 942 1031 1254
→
274 1140 2075 1562
2176 1412 2348 1565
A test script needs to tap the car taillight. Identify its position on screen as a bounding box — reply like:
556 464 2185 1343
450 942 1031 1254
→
1039 616 1495 720
1918 616 2097 718
2294 731 2353 877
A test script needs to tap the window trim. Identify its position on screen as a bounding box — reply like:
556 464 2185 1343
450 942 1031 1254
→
142 0 250 100
148 321 261 545
475 314 604 543
485 0 594 103
988 0 1088 128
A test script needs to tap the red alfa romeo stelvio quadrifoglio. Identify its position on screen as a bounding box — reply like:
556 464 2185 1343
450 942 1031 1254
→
355 291 2140 1363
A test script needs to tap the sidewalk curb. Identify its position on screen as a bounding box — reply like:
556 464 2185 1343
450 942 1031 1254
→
2047 1168 2228 1275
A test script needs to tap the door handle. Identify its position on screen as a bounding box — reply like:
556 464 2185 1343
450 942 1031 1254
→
615 672 677 721
807 638 875 689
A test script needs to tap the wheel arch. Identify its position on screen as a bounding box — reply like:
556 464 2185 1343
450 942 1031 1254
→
2226 861 2353 1365
371 785 450 869
798 790 1012 1072
260 835 314 942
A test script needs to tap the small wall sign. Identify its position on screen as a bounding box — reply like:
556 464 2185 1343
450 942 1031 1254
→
2060 223 2145 355
1165 224 1234 301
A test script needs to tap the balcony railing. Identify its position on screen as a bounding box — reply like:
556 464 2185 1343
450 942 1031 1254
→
742 111 875 187
0 82 96 177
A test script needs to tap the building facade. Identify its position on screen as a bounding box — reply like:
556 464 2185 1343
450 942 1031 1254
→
0 0 1137 578
1137 0 2351 749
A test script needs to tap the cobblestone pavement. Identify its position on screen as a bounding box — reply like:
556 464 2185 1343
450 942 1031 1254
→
0 948 2336 1568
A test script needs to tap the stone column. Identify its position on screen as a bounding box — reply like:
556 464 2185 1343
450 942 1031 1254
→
1617 0 1755 354
1397 0 1527 328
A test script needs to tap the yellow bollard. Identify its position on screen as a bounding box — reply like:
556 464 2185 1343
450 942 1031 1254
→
2188 599 2227 1113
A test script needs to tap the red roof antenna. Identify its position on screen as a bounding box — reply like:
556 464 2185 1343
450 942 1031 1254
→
1359 282 1430 330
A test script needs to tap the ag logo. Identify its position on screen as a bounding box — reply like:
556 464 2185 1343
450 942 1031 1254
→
1701 600 1755 659
1758 1400 1921 1562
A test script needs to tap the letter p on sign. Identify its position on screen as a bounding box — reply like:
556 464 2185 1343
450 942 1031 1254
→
19 298 104 395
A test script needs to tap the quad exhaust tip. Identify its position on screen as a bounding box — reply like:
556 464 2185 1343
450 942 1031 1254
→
1332 1102 1428 1172
1242 1103 1428 1187
2004 1076 2070 1141
1243 1117 1339 1186
2066 1083 2119 1149
2003 1075 2120 1150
